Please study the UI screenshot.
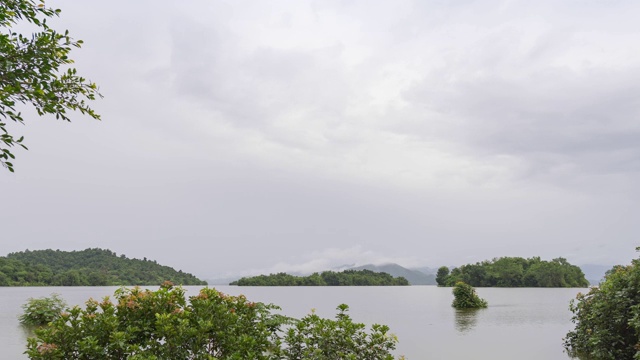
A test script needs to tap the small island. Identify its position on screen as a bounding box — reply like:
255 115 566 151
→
0 248 207 286
436 256 589 287
452 282 488 309
230 269 410 286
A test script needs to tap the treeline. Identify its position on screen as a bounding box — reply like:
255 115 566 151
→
0 248 206 286
230 269 410 286
436 256 589 287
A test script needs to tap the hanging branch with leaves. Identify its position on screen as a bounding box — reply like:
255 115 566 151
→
0 0 101 172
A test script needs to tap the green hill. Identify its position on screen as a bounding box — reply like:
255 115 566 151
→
0 248 206 286
437 256 588 287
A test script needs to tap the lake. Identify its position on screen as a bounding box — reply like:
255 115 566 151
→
1 285 584 359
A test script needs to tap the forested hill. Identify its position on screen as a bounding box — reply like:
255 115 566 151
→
0 248 207 286
437 256 589 287
230 269 409 286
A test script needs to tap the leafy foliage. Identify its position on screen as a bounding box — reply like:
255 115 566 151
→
439 256 589 287
564 252 640 360
25 284 403 359
451 282 488 309
0 0 101 172
19 293 67 326
435 266 449 286
1 248 206 286
283 304 400 360
230 269 409 286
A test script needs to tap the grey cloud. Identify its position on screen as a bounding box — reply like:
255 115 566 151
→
403 68 640 181
166 13 349 133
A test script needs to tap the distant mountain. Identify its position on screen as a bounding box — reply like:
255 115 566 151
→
351 263 436 285
580 264 613 285
206 276 241 285
411 266 438 275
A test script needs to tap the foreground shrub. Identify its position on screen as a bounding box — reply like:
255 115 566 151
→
452 282 488 309
564 251 640 360
283 304 399 360
25 283 402 359
19 293 67 327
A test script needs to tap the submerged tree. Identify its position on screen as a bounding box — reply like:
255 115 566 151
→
452 282 488 309
1 0 101 172
19 293 67 327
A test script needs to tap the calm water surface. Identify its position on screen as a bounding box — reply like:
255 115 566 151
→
0 286 584 359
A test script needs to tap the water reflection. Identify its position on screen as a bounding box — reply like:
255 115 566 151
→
454 309 482 334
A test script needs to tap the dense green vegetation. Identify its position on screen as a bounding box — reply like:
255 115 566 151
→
565 250 640 360
26 284 402 359
451 282 488 309
436 256 589 287
230 269 409 286
0 248 206 286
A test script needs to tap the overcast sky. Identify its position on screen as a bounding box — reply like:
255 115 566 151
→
2 0 639 279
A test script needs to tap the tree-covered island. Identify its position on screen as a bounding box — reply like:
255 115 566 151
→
436 256 589 287
230 269 410 286
0 248 206 286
